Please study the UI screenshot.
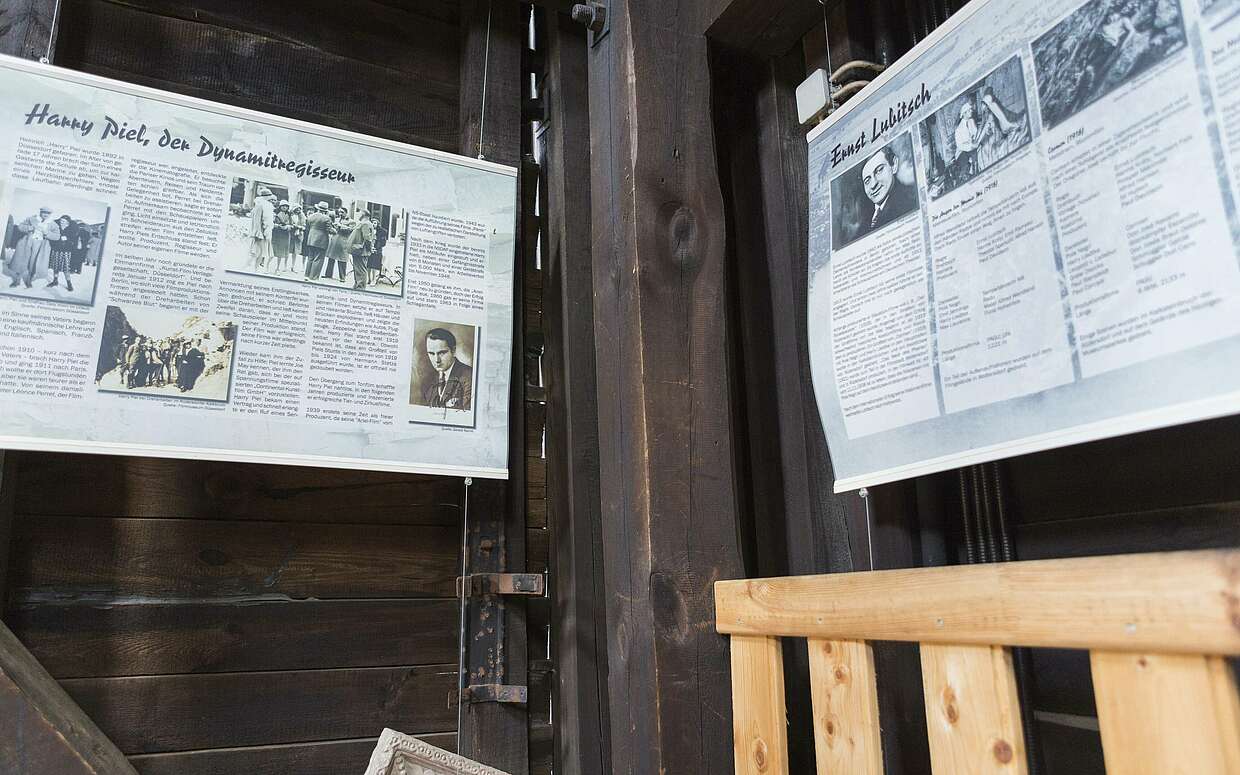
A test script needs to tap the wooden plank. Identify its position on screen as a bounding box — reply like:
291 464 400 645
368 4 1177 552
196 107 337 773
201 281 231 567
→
587 1 746 772
6 598 457 677
701 0 823 57
543 12 611 775
15 452 462 525
1016 502 1240 561
0 621 136 774
807 639 882 775
715 550 1240 653
86 0 460 85
0 0 59 59
459 0 523 165
10 516 459 600
730 635 789 775
129 734 456 775
1091 651 1240 775
62 664 457 754
0 452 17 615
920 644 1027 775
54 0 458 151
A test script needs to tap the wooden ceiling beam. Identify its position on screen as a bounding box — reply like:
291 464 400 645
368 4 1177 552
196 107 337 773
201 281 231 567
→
700 0 824 57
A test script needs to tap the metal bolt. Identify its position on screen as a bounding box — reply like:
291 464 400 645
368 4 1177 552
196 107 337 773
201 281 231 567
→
571 2 606 33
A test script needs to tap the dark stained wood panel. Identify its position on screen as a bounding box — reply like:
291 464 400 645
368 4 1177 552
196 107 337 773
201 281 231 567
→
1017 502 1240 561
130 734 454 775
1005 416 1240 524
63 664 457 754
7 599 457 677
15 452 462 525
55 0 459 151
10 516 460 600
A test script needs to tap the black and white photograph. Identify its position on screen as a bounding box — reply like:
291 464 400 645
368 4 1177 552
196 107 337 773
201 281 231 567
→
1032 0 1187 129
827 132 921 251
1 188 109 306
919 56 1033 199
95 304 238 402
408 319 479 427
222 178 406 297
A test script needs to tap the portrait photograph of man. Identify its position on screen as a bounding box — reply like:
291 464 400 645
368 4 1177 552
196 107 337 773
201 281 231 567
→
828 132 922 251
408 320 479 428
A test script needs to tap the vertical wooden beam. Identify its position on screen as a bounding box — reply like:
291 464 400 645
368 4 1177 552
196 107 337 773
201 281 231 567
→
1091 651 1240 775
543 11 610 775
1 621 137 774
0 453 16 617
920 644 1028 775
807 638 883 774
459 2 528 772
588 2 746 772
730 635 789 775
0 0 60 60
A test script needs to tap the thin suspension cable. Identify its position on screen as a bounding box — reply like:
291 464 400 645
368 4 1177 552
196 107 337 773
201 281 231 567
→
861 488 875 570
476 0 494 160
41 0 62 64
819 0 837 112
455 477 473 751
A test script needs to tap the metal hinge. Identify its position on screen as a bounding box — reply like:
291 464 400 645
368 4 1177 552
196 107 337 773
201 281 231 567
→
462 683 528 704
456 572 545 597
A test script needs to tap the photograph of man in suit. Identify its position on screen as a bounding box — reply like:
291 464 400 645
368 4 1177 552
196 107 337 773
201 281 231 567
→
858 145 918 237
421 328 473 411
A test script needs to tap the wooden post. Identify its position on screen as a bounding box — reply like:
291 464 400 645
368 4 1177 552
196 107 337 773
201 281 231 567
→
807 638 883 774
0 453 16 618
587 1 746 771
458 2 529 772
543 12 610 775
1091 651 1240 775
730 635 789 775
920 644 1028 774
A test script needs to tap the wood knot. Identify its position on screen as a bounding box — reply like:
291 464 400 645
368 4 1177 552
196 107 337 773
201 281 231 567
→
662 203 698 269
993 739 1013 763
822 642 833 655
1137 656 1148 668
941 686 959 725
834 665 849 684
752 739 768 771
825 719 835 737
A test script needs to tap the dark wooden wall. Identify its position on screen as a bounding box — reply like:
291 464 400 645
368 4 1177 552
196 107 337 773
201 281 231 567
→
0 1 549 772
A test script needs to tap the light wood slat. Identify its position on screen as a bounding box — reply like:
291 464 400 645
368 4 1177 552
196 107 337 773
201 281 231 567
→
1208 656 1240 773
715 550 1240 653
730 635 789 775
1092 651 1240 775
807 639 883 775
920 644 1028 775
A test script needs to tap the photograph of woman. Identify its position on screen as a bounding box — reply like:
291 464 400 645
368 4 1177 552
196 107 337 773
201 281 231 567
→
1 188 109 305
919 56 1033 199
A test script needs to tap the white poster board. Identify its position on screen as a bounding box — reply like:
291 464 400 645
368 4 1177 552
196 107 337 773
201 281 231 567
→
808 0 1240 491
0 56 515 478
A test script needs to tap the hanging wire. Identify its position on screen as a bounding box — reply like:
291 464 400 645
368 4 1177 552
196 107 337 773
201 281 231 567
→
860 488 875 570
476 0 494 160
819 0 838 112
40 0 61 64
455 477 473 751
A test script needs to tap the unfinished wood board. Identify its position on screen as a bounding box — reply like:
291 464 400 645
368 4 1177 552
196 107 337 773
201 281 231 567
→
730 635 790 775
1091 651 1240 775
920 643 1028 775
716 550 1240 653
807 638 883 774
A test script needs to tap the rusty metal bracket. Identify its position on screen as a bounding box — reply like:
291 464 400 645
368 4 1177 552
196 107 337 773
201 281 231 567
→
457 572 545 597
463 683 528 704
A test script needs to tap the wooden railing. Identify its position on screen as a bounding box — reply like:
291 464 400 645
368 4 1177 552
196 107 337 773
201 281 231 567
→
714 550 1240 774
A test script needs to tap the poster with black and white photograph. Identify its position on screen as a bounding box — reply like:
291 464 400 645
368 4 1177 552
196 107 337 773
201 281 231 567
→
1032 0 1187 129
828 133 921 250
918 56 1033 199
95 305 237 402
0 55 516 479
807 0 1240 491
408 319 479 428
222 177 406 297
1 187 108 305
